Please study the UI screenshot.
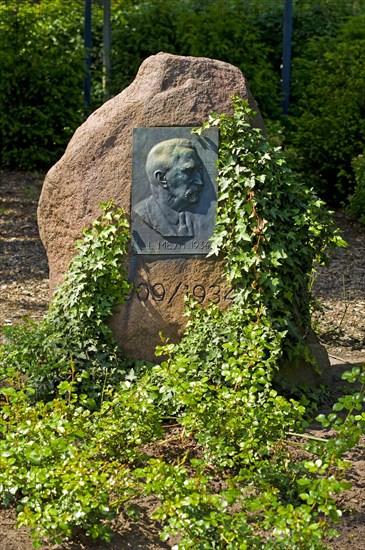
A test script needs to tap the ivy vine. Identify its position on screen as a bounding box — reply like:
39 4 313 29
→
0 99 363 550
1 201 136 402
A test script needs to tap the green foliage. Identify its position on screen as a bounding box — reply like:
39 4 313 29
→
3 0 365 203
1 201 134 400
290 0 364 55
0 100 362 548
174 0 281 120
0 0 86 169
204 98 343 363
289 14 365 203
110 0 178 94
0 377 162 547
110 0 280 119
347 150 365 224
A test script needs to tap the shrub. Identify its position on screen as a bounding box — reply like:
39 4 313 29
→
291 0 364 56
110 0 178 96
2 0 365 182
289 14 365 203
347 150 365 224
0 86 361 550
1 201 134 401
0 0 85 169
110 0 281 120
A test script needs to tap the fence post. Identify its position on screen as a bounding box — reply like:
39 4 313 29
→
281 0 293 115
84 0 92 114
103 0 111 100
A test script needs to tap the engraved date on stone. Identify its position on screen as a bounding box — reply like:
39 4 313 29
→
125 282 234 305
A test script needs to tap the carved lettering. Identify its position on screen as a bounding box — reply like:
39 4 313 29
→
151 283 165 302
190 240 210 250
137 283 149 301
193 284 205 303
125 282 234 306
224 287 235 301
208 285 220 304
168 282 182 304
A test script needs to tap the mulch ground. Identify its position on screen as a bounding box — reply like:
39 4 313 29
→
0 169 365 549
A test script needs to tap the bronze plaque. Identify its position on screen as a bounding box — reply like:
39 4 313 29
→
131 127 218 255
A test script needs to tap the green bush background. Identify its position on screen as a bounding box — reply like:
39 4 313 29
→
0 0 85 169
1 0 365 216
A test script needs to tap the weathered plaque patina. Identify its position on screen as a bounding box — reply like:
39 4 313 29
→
131 127 218 255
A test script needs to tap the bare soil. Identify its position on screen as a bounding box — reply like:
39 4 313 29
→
0 170 364 549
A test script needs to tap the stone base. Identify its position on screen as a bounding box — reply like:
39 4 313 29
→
278 330 332 387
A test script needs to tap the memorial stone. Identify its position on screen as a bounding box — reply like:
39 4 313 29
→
38 52 264 360
38 52 331 384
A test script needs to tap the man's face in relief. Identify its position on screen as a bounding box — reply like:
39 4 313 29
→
156 148 204 212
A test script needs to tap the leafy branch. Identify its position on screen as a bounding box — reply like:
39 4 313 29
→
0 100 363 549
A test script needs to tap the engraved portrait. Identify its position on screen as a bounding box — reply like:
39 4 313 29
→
131 127 218 255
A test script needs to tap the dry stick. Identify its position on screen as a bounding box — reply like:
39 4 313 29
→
338 272 350 329
328 353 363 365
287 432 328 443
